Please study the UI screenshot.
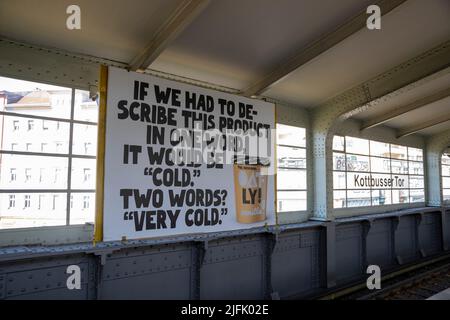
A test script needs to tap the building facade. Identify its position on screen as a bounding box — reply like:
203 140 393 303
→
0 82 98 229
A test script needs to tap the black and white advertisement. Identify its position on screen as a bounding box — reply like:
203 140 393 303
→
103 67 275 241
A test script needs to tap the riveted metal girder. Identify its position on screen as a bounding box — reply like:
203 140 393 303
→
0 38 116 91
311 40 450 219
242 0 408 97
0 37 240 96
397 115 450 138
361 87 450 130
129 0 211 72
426 129 450 206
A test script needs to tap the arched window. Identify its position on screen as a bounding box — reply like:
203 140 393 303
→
442 151 450 203
332 136 424 209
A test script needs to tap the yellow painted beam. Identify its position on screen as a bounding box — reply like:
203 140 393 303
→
94 65 108 244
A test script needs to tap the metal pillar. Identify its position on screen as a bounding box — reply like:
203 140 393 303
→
426 129 450 206
310 41 450 220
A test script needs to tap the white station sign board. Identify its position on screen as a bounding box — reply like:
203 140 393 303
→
103 67 275 241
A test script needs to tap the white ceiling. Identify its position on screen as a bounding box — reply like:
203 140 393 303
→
0 0 449 137
150 0 375 89
264 0 450 107
0 0 185 62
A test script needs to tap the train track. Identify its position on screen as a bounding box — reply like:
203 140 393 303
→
317 254 450 300
352 262 450 300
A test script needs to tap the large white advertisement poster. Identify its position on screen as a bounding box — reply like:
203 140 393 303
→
103 67 275 241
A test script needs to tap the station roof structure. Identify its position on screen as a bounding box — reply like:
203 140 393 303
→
0 0 449 138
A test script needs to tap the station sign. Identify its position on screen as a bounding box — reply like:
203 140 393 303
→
102 67 275 241
347 173 408 189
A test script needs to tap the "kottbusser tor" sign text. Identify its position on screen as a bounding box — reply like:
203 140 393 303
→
354 174 406 188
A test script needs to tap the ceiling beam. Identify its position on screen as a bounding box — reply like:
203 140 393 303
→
242 0 407 97
129 0 210 72
361 87 450 130
397 114 450 138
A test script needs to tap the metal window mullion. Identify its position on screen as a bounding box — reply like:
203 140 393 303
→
407 147 410 203
277 143 306 149
0 189 95 193
332 137 345 207
66 89 75 225
368 140 373 206
0 149 69 159
0 110 97 126
69 154 96 159
389 144 393 203
347 152 423 162
0 149 95 159
344 137 348 208
69 189 96 193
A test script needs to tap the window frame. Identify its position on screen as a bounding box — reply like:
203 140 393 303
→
332 135 425 211
0 80 98 228
8 194 15 209
27 119 34 131
10 168 16 182
275 123 308 214
24 194 31 209
442 152 450 204
24 168 32 182
13 120 19 131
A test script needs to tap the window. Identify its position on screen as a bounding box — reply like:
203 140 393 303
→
83 168 91 183
72 124 97 156
54 168 61 183
0 76 99 229
27 120 34 131
333 136 425 208
442 152 450 202
71 159 96 189
83 195 90 210
10 168 16 182
276 124 307 212
55 142 63 152
24 195 31 208
8 195 15 209
84 142 92 155
39 168 45 182
52 195 58 210
25 168 32 182
38 194 44 210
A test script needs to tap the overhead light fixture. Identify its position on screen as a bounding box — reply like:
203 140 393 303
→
89 84 98 101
